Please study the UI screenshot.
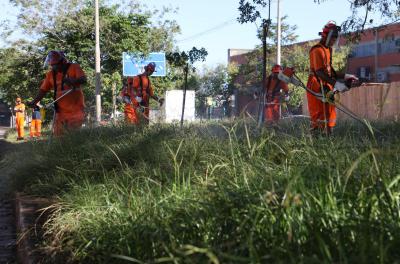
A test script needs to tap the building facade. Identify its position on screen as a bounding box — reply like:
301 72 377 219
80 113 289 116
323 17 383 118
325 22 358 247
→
343 22 400 82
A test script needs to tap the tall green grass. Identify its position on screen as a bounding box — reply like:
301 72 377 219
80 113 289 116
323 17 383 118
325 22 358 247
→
7 119 400 263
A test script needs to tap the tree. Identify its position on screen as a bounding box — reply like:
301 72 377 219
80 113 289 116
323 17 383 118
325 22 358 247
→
0 46 43 105
0 1 180 117
238 0 272 123
234 15 298 93
315 0 400 34
195 64 240 118
167 47 207 127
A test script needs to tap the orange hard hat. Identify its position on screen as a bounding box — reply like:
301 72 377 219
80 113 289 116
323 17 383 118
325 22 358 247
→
44 50 67 67
271 64 282 73
144 62 156 73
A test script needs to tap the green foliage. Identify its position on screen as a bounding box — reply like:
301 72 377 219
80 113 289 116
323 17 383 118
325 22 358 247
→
257 15 298 46
231 15 298 96
237 0 269 24
6 120 400 263
1 0 180 115
0 47 45 105
314 0 400 34
198 64 230 97
166 47 208 90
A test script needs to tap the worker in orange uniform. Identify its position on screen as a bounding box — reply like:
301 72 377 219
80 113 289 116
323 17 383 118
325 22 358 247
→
29 103 42 138
307 21 357 135
28 50 86 136
14 97 25 140
118 81 139 124
264 64 290 123
121 62 163 124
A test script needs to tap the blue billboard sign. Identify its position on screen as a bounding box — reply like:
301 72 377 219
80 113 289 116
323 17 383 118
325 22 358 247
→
122 52 166 77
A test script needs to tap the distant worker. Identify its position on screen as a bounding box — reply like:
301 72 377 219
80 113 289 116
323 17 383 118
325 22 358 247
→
307 21 358 135
120 62 163 124
264 64 289 123
14 97 25 140
28 50 86 136
118 81 139 124
30 103 42 138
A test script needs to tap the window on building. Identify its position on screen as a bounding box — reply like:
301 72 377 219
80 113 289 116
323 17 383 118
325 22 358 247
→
380 39 397 54
357 66 371 80
352 44 376 57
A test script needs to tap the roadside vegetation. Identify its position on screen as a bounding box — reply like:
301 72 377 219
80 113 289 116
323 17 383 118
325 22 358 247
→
5 119 400 263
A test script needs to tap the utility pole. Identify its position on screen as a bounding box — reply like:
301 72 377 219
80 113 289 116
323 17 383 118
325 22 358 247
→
276 0 281 65
95 0 102 124
374 27 379 82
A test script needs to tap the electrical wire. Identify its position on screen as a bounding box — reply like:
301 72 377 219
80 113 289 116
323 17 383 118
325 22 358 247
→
176 18 236 43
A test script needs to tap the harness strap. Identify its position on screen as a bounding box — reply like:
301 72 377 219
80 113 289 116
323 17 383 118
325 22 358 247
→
266 75 283 99
138 75 151 106
52 63 71 112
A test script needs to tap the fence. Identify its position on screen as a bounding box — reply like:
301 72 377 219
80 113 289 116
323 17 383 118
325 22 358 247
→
302 82 400 121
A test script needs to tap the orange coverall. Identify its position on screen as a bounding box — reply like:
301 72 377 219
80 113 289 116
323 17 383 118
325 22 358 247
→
40 64 86 136
264 76 289 123
14 103 25 139
306 43 336 130
30 106 42 137
120 84 139 125
124 74 155 124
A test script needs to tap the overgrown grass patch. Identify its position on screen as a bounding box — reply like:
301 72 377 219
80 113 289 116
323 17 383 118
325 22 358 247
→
7 120 400 263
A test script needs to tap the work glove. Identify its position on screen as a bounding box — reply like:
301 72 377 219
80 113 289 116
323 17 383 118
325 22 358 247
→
344 74 359 88
333 81 349 93
135 96 143 103
284 94 290 102
123 95 132 104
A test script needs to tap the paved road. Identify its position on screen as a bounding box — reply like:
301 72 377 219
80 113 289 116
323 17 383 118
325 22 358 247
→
0 127 17 263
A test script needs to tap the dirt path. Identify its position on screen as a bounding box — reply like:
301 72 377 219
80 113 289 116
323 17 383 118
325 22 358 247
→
0 127 17 263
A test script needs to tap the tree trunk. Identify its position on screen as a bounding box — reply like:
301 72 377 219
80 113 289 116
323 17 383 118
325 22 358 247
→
258 21 268 126
180 64 189 128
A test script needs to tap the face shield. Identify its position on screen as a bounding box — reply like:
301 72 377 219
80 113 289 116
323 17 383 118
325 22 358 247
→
44 51 65 70
324 25 342 48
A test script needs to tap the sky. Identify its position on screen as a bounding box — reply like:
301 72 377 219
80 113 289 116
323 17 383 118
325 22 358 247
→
144 0 356 66
0 0 380 67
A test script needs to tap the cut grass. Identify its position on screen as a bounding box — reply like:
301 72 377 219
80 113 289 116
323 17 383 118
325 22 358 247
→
6 119 400 263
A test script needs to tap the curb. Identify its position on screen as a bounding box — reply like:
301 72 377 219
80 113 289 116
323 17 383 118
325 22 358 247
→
15 192 52 264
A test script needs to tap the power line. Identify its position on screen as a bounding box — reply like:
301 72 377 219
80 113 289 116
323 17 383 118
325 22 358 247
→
176 18 237 43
